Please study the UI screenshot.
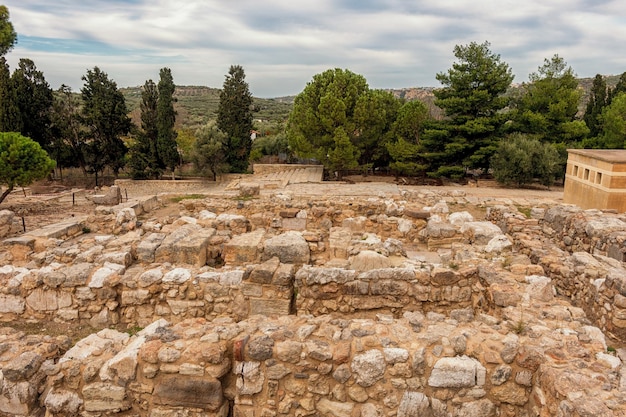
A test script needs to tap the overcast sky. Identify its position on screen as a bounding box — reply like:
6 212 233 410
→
4 0 626 97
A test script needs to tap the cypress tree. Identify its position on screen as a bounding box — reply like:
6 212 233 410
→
217 65 253 173
156 67 178 179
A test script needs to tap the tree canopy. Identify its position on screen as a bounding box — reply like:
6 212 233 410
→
11 58 54 149
0 132 55 204
157 67 179 178
217 65 253 173
0 5 16 56
511 55 588 144
80 67 131 185
288 68 401 173
429 41 514 176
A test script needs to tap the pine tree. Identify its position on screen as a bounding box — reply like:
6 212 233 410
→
157 67 179 179
0 57 19 132
11 58 54 149
129 80 159 179
584 74 609 138
0 6 16 57
430 41 514 176
81 67 131 186
217 65 253 173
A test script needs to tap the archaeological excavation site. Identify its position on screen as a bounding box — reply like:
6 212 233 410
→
1 170 626 417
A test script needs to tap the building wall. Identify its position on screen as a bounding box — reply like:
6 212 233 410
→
564 151 626 212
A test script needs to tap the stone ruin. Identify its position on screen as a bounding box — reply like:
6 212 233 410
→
1 186 626 416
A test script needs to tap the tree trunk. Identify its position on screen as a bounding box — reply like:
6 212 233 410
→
0 185 14 205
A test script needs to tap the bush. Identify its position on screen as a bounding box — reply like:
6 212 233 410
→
491 133 560 187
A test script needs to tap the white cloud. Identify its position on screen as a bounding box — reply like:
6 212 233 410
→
4 0 626 97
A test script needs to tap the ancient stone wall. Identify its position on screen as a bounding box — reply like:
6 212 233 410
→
489 204 626 342
2 192 626 416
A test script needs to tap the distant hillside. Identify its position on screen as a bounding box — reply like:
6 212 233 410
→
120 75 623 131
120 86 294 131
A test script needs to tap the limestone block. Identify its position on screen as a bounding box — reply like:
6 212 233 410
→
349 250 392 272
90 185 122 205
137 267 164 287
296 266 357 286
223 229 265 265
174 228 216 267
249 299 291 316
167 299 205 315
235 361 264 395
263 231 310 264
351 349 386 387
43 389 83 416
198 270 245 286
460 221 503 244
329 227 352 259
136 233 166 263
248 257 280 284
2 351 43 381
317 398 354 417
428 356 486 388
155 224 200 263
162 267 191 284
449 211 474 227
60 262 93 287
26 288 72 311
82 382 130 412
525 275 554 302
0 294 25 314
485 234 513 253
282 217 306 231
397 392 430 417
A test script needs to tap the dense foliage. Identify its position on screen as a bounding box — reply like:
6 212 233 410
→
80 67 131 185
491 134 560 187
217 65 253 173
2 3 626 188
0 132 55 204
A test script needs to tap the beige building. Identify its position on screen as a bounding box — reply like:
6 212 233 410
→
564 149 626 212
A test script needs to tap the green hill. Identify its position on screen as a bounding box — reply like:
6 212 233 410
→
120 85 294 131
120 74 623 131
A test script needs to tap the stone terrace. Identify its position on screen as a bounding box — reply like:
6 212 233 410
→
0 182 625 416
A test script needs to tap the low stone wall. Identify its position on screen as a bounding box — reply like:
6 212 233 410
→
295 265 477 317
114 179 216 198
489 204 626 341
39 309 624 417
252 164 322 175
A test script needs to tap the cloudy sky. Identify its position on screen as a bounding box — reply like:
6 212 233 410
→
4 0 626 97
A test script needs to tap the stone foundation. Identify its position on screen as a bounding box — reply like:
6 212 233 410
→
1 190 626 416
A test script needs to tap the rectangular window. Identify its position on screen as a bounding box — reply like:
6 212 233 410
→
596 172 602 184
584 169 590 180
573 165 579 177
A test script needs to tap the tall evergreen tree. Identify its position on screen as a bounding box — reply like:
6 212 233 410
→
511 55 588 144
584 74 608 138
157 67 179 178
428 41 514 177
129 79 159 179
217 65 253 173
81 67 131 186
0 57 19 131
609 72 626 103
11 58 54 148
50 84 86 175
288 68 378 173
0 5 16 57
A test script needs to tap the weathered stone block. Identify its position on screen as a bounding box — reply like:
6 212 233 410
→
428 356 486 388
223 229 265 265
153 375 223 410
